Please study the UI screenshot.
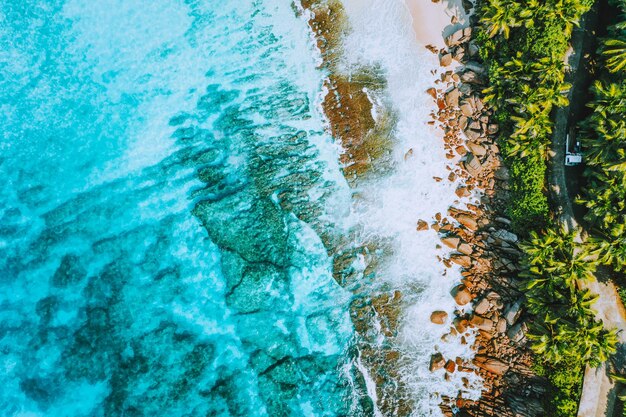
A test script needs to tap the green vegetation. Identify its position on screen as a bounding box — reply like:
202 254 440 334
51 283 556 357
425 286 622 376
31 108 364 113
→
578 1 626 276
520 228 617 417
473 1 624 416
476 0 593 232
609 374 626 416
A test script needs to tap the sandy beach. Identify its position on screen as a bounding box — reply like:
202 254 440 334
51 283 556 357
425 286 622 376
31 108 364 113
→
405 0 468 47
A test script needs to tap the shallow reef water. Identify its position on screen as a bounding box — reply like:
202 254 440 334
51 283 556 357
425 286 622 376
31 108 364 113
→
0 0 482 416
0 1 361 416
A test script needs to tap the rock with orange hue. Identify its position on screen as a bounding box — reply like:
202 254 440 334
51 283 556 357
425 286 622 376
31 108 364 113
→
440 53 452 67
474 297 491 315
453 317 469 333
426 87 437 99
430 310 449 324
458 115 469 131
460 102 474 117
467 142 487 157
455 186 470 198
445 360 456 373
451 255 472 268
456 213 478 231
452 285 472 306
496 318 507 334
473 355 509 376
455 145 467 156
441 236 460 249
445 88 460 108
458 242 473 255
470 314 494 331
416 220 429 231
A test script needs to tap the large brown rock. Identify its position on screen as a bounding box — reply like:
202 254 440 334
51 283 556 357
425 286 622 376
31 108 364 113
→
440 53 452 67
430 310 449 324
452 285 472 306
457 243 473 255
445 28 466 47
456 213 478 231
441 236 460 249
470 314 494 331
463 153 484 178
464 129 483 142
458 116 469 131
460 102 474 117
451 254 472 268
474 297 491 315
453 317 469 333
496 317 507 333
467 142 487 157
455 186 470 198
460 70 484 85
445 88 460 108
473 355 509 375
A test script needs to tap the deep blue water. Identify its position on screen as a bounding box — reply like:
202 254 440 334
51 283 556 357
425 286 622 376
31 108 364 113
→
0 1 361 415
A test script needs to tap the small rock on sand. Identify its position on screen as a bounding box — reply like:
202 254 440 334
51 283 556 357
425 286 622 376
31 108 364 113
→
440 53 452 67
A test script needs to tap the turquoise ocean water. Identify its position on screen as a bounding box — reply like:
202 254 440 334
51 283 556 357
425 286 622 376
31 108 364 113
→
0 1 364 416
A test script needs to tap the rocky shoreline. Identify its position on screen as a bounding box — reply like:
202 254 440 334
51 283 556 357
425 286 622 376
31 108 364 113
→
422 14 549 417
299 0 550 415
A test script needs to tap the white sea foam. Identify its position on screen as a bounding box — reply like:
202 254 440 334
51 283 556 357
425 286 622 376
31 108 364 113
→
338 0 483 414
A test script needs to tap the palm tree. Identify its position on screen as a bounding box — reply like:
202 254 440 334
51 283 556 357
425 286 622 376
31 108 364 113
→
541 0 590 35
528 317 617 367
603 38 626 73
480 0 523 39
530 57 567 86
567 288 599 319
589 233 626 271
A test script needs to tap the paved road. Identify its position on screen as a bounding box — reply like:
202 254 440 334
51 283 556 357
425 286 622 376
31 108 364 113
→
547 6 626 417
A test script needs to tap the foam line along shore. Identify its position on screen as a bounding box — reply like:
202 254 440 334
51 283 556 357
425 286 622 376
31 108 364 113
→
300 1 483 415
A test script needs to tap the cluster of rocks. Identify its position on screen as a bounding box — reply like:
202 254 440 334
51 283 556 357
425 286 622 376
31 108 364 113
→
419 25 548 417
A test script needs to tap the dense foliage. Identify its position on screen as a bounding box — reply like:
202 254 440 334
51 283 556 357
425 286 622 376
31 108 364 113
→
520 229 617 416
475 0 594 232
473 1 620 416
578 1 626 274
